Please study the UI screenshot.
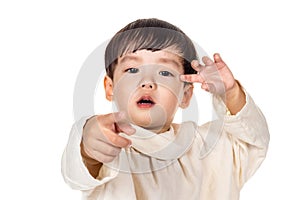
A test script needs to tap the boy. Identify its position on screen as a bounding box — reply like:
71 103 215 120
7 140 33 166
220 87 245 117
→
62 18 269 200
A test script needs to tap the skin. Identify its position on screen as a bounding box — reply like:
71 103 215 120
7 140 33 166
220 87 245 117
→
109 50 192 133
180 53 246 114
81 50 246 178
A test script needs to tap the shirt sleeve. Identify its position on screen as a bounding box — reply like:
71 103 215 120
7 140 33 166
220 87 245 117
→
213 88 270 188
61 116 119 191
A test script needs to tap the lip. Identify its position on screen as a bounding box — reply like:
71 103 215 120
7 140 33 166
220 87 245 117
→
136 95 156 109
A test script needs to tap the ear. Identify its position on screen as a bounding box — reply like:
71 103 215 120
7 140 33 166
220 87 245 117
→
104 76 114 101
179 84 194 109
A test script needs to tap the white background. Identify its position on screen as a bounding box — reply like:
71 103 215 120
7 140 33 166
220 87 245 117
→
1 0 299 199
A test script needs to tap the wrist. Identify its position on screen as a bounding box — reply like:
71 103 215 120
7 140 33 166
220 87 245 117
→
224 81 240 101
223 81 246 115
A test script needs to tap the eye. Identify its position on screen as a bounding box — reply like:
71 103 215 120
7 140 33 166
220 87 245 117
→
125 68 139 73
159 71 174 77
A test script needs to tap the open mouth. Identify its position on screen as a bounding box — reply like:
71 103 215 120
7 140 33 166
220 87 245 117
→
137 96 156 108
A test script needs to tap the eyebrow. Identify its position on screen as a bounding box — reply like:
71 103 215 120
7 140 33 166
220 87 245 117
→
158 58 182 69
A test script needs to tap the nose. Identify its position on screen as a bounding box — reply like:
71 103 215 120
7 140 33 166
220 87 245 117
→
141 82 156 90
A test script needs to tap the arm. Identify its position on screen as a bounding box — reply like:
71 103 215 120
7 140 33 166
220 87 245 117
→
223 80 246 115
181 53 269 187
214 90 270 187
61 116 110 190
181 53 270 146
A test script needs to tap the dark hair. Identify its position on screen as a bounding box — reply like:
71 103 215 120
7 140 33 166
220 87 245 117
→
105 18 198 80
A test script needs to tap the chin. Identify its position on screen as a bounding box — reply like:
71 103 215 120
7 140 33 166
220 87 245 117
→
129 114 152 127
129 116 169 133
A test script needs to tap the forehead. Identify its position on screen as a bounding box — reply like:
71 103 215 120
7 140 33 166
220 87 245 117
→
118 49 184 71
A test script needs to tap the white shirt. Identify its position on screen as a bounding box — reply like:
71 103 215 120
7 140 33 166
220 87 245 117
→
61 92 269 200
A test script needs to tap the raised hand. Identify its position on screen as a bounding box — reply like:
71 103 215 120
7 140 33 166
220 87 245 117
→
181 53 245 115
180 53 236 95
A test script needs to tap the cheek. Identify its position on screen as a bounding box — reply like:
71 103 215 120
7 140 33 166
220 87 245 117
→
112 77 138 112
158 88 181 113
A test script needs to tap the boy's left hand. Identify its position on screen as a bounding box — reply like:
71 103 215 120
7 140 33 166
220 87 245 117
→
180 53 236 95
180 53 246 115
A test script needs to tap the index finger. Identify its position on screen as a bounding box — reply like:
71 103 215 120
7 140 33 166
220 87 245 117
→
98 112 136 135
113 112 136 136
180 74 205 83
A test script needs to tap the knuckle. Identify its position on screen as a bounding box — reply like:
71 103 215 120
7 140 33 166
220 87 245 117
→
109 135 121 145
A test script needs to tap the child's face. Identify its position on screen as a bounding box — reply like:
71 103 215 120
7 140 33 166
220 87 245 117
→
104 49 193 133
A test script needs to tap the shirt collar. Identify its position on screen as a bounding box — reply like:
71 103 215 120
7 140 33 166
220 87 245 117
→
121 122 196 160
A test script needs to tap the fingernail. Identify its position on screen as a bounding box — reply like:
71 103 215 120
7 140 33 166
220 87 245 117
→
128 127 136 135
191 60 199 66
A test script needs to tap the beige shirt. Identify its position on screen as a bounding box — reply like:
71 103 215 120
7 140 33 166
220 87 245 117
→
62 92 269 200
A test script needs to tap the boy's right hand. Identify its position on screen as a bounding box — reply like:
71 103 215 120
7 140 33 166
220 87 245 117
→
81 112 136 164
